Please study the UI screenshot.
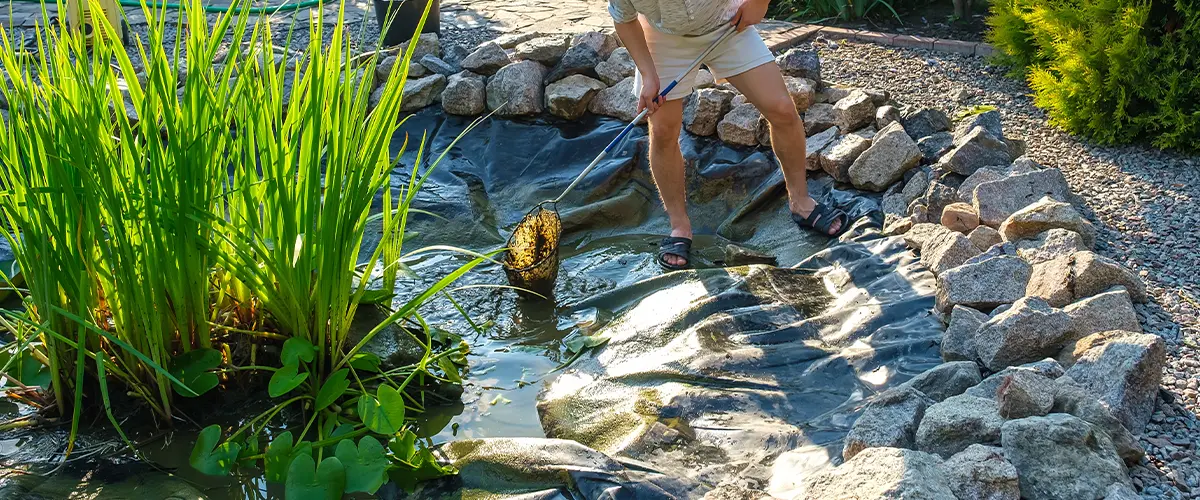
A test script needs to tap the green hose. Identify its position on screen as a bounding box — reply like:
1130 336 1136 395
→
7 0 327 15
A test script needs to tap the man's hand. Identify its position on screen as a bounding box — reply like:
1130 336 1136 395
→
638 74 663 115
730 0 770 32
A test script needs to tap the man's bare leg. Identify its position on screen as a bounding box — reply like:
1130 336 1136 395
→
646 99 691 267
725 63 842 235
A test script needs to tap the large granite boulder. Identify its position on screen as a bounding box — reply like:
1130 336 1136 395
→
899 361 982 402
1061 287 1141 344
588 76 639 122
545 74 606 120
784 76 817 113
775 48 821 82
595 47 635 86
901 108 951 140
398 73 446 112
804 127 840 171
916 394 1004 458
939 445 1020 500
486 60 546 116
999 197 1097 248
799 447 955 500
1014 228 1087 265
847 121 922 192
683 88 735 136
938 126 1013 176
1063 331 1165 433
461 41 511 76
1073 251 1148 303
833 90 875 131
441 71 486 116
843 387 934 461
973 168 1071 227
942 306 987 362
717 103 766 147
818 133 871 183
975 297 1071 372
936 256 1031 312
1052 376 1146 465
513 35 571 66
1001 414 1130 500
803 103 838 135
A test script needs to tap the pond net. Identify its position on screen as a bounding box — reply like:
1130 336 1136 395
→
503 202 561 299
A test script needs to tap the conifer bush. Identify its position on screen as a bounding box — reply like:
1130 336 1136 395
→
986 0 1200 150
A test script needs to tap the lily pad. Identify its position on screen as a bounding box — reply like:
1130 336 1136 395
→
284 454 345 500
269 363 308 397
388 430 418 463
190 424 242 476
348 352 381 373
315 368 350 411
335 437 389 494
357 385 405 435
281 337 316 367
265 431 313 483
169 348 222 397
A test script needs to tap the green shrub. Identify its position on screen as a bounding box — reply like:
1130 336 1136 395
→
987 0 1200 150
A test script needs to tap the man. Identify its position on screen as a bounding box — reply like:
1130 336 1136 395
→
609 0 847 270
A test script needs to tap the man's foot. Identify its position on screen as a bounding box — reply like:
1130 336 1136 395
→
659 228 692 268
791 197 846 236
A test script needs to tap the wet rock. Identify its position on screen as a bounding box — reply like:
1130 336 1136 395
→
776 48 821 82
1025 255 1074 307
419 54 458 76
966 359 1066 399
683 88 735 137
803 103 838 135
921 229 982 275
900 361 982 402
968 226 1002 251
833 90 875 131
717 103 766 147
588 76 639 122
999 197 1096 248
800 447 955 500
461 41 511 76
1062 287 1141 343
942 306 987 363
975 296 1071 372
938 127 1013 176
917 132 954 162
848 122 922 192
486 60 546 116
941 202 979 234
1073 251 1148 303
804 126 840 171
1014 228 1087 265
595 47 634 86
972 168 1071 228
397 73 446 112
1053 377 1146 465
901 108 951 140
917 394 1004 458
1001 414 1130 500
545 74 606 120
784 76 816 113
940 445 1020 500
818 133 871 183
995 369 1056 419
875 105 900 130
954 109 1004 143
843 387 934 461
513 35 571 66
1064 331 1165 433
441 71 486 116
936 255 1031 312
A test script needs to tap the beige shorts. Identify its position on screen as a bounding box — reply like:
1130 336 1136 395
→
632 19 775 102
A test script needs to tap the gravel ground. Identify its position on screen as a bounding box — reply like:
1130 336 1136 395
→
811 37 1200 499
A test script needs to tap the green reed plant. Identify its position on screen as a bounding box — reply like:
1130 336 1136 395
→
767 0 900 22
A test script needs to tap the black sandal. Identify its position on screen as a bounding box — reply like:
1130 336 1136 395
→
657 237 692 271
793 201 850 237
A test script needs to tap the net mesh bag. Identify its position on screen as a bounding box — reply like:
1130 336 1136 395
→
503 203 561 298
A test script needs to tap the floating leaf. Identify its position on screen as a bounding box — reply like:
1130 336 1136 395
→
169 348 222 397
388 430 417 463
265 431 313 483
190 424 242 476
281 337 316 367
315 368 350 411
1 352 51 388
335 437 389 494
284 454 345 500
436 356 461 384
357 385 405 435
348 352 382 373
269 363 308 397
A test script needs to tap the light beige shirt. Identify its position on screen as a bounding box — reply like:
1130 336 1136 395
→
608 0 741 36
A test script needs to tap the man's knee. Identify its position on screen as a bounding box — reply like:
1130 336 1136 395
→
759 97 802 130
648 114 684 146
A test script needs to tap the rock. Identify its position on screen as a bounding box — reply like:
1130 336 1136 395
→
1058 331 1131 369
954 110 1004 143
375 55 399 82
513 35 571 66
683 88 735 136
1103 483 1140 500
901 108 951 140
940 445 1020 500
703 485 766 499
803 103 838 135
973 168 1071 227
883 192 908 218
1025 255 1075 307
800 447 955 500
1062 288 1141 344
494 32 540 49
571 31 619 60
994 369 1056 419
843 387 934 461
916 394 1004 458
545 33 615 83
441 71 486 116
396 74 446 112
587 76 639 122
695 69 715 89
966 359 1067 399
1000 414 1130 500
938 127 1013 176
545 75 606 120
962 241 1018 266
419 54 458 76
403 33 441 60
461 41 511 76
775 48 821 81
847 122 922 192
942 306 987 362
818 86 851 104
921 180 962 224
804 126 840 171
921 229 982 275
863 88 889 105
884 217 914 236
717 103 766 147
1073 251 1148 303
941 203 980 233
486 61 546 117
902 168 931 205
875 105 900 130
904 223 949 251
594 47 634 86
958 166 1006 206
1053 377 1146 465
833 90 875 131
1064 331 1165 433
968 226 1002 251
784 76 816 113
975 297 1071 371
818 133 871 183
917 132 954 162
900 361 982 402
999 197 1096 248
1014 228 1087 265
442 43 470 68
